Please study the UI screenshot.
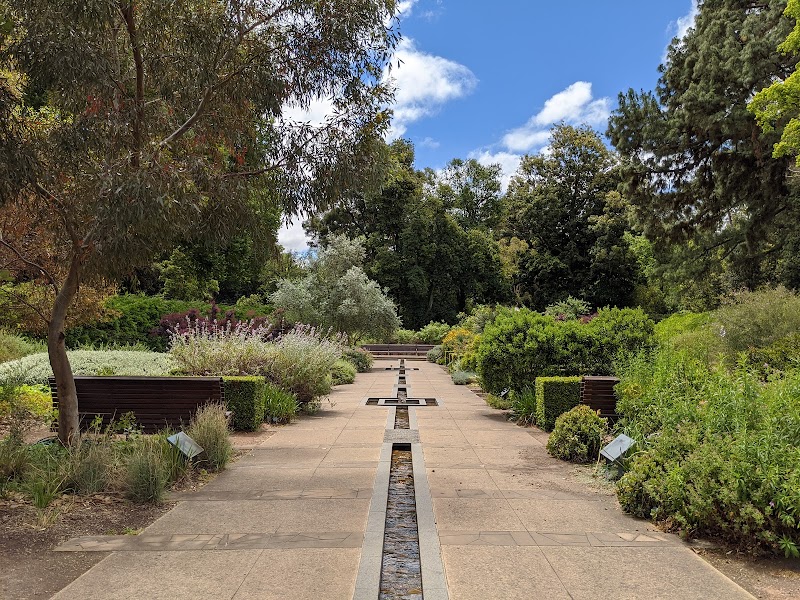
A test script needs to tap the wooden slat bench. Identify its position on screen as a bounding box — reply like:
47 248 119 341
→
581 375 620 421
361 344 435 359
49 376 224 433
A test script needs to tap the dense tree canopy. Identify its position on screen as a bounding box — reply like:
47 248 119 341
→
0 0 399 443
608 0 800 291
501 124 639 309
307 140 510 328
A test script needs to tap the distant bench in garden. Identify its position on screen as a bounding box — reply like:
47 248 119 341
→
361 344 435 358
49 376 224 433
580 376 619 420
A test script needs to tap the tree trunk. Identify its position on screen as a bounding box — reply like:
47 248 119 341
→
48 254 81 446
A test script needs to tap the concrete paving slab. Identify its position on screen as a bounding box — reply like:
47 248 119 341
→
232 548 361 600
432 498 526 531
507 498 653 533
304 467 377 490
542 546 754 599
442 546 571 600
52 550 263 600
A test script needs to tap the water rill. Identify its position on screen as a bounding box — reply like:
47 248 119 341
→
379 445 422 600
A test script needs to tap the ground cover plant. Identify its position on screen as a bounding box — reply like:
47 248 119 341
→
0 351 176 387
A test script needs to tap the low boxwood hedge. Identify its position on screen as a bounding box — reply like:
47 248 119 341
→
223 376 266 431
535 376 582 431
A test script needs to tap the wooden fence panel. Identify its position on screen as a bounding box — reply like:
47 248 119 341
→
49 376 224 433
580 376 619 420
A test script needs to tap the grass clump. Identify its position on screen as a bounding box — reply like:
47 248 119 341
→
187 403 232 472
509 388 537 426
125 435 171 504
546 405 607 463
484 393 512 410
263 383 298 424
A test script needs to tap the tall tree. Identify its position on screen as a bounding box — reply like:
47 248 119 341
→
502 124 638 309
0 0 398 444
608 0 800 290
433 158 504 230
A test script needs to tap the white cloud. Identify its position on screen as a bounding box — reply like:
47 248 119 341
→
469 150 523 190
396 0 417 16
386 38 477 139
278 219 310 252
500 81 610 153
468 81 610 190
281 97 335 127
419 136 440 149
676 0 699 40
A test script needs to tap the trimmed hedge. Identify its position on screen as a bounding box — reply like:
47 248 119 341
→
535 376 582 431
223 376 266 431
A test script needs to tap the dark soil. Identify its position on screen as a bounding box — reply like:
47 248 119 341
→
0 493 173 600
697 548 800 600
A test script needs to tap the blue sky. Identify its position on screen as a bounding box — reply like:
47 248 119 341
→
279 0 699 251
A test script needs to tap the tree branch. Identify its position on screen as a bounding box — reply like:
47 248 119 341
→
0 238 59 296
119 1 145 166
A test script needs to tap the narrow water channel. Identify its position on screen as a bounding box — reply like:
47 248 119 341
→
394 407 409 429
379 446 423 600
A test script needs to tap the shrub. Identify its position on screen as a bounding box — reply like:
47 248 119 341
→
508 388 537 426
125 435 171 504
475 307 654 394
0 331 45 364
485 393 512 410
615 349 800 556
267 326 343 402
187 403 232 472
417 321 451 345
544 296 590 320
342 348 374 372
168 319 274 376
441 327 478 364
546 405 607 463
0 382 54 440
535 376 582 431
451 370 477 385
392 328 418 344
458 304 499 334
223 377 266 431
0 351 176 386
426 345 443 363
263 383 298 424
331 359 357 385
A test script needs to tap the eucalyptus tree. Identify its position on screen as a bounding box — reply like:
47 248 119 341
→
0 0 399 444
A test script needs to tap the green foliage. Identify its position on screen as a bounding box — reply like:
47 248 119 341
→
0 330 45 364
392 329 418 344
475 307 654 395
342 348 374 373
64 435 115 495
484 393 512 410
426 345 443 363
272 235 401 342
503 125 640 309
158 248 219 301
416 321 451 345
0 438 30 491
0 351 175 386
187 403 232 473
222 376 266 432
749 0 800 166
615 349 800 555
125 436 171 504
535 376 582 431
263 382 298 424
67 295 212 351
267 327 343 403
609 0 800 293
307 140 510 330
451 370 477 385
509 388 537 426
331 359 357 385
544 297 590 320
716 288 800 356
0 382 54 441
546 405 607 463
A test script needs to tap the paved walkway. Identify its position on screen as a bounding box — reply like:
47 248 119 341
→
52 360 753 599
